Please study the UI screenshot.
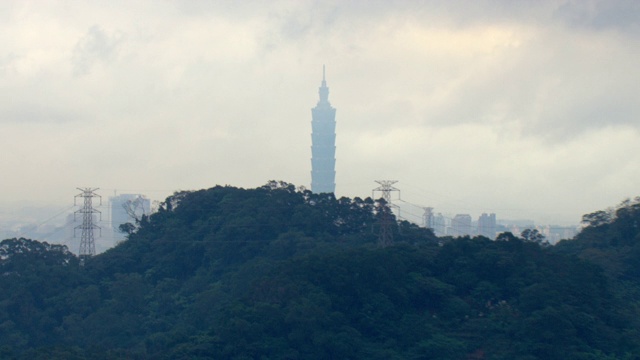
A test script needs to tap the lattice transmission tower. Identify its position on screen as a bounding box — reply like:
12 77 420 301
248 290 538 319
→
372 180 400 247
74 188 101 264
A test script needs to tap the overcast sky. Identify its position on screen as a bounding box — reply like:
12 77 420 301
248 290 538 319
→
1 0 639 226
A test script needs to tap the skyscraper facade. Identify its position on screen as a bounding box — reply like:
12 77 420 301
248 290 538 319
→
423 207 446 237
450 214 472 237
310 66 336 194
478 213 497 239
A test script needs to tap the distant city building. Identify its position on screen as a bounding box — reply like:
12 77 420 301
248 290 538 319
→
496 219 535 237
450 214 472 237
478 213 497 239
423 207 446 237
423 207 433 228
310 66 337 194
432 213 446 237
543 225 579 244
110 194 150 243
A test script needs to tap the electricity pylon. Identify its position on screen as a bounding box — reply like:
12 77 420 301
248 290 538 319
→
373 180 400 247
74 188 101 264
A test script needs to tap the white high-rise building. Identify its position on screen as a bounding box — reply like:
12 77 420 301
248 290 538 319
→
450 214 472 237
478 213 497 239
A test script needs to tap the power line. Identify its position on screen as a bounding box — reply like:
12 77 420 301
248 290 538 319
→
15 204 76 239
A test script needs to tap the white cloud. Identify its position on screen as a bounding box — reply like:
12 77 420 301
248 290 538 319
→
0 0 639 227
72 25 124 76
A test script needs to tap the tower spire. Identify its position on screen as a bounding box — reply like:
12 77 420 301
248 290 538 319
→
318 65 329 104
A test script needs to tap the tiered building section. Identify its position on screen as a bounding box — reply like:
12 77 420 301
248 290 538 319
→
311 66 337 194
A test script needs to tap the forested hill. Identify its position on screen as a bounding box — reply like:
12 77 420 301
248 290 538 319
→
1 183 640 359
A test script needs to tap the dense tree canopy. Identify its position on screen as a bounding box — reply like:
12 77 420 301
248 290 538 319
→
0 183 639 359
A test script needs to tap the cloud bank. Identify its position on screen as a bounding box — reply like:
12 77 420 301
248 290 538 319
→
1 0 639 225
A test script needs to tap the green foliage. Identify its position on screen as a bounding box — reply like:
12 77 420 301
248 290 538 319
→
557 197 640 281
520 228 547 245
0 184 638 359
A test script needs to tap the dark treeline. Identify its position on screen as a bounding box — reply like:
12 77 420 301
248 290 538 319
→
0 182 639 359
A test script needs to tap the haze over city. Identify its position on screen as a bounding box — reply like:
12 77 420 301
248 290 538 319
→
2 0 640 228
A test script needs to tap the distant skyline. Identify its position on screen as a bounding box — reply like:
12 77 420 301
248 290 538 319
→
2 1 640 226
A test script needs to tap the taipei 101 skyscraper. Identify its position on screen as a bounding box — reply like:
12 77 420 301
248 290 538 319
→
310 66 336 194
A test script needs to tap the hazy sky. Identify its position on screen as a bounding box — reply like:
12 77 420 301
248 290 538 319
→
1 0 639 226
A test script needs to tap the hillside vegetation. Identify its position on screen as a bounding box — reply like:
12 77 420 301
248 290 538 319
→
0 182 639 359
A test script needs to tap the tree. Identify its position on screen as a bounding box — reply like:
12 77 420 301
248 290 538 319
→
118 223 136 236
495 232 518 242
581 210 613 228
521 229 546 244
0 185 638 359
